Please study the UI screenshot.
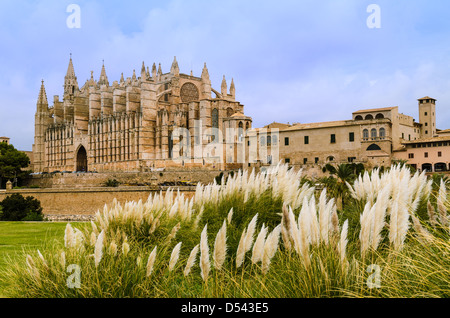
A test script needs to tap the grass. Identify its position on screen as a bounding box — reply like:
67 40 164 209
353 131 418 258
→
0 164 448 298
0 221 87 297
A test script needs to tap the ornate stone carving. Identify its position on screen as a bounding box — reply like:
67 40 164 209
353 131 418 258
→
180 82 199 103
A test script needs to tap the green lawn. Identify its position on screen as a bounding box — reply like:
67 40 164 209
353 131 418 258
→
0 221 87 297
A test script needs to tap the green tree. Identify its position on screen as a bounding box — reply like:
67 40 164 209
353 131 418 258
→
321 163 363 210
0 142 30 189
0 193 44 221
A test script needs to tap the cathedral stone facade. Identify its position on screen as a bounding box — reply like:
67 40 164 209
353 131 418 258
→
33 57 252 173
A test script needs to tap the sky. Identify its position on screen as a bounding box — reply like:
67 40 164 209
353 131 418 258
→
1 0 450 151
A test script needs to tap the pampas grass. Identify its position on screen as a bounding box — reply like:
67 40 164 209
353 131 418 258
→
213 221 227 270
94 230 105 267
200 225 210 282
3 163 449 298
168 242 182 271
184 244 199 277
146 246 157 277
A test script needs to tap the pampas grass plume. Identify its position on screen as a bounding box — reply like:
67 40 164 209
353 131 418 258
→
146 246 157 277
94 230 105 267
200 225 210 281
213 220 227 270
169 242 182 272
184 244 199 277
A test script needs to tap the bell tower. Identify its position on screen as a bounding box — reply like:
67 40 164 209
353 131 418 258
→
418 96 437 138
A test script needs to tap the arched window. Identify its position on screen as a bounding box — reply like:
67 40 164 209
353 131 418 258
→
379 127 386 138
375 113 384 119
371 128 377 139
355 115 363 121
212 109 219 129
366 144 381 151
267 135 272 146
238 122 244 142
245 122 250 131
365 114 374 120
260 136 266 146
327 156 335 162
363 129 369 139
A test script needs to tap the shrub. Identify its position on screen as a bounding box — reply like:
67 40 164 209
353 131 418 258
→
103 179 120 187
0 193 44 221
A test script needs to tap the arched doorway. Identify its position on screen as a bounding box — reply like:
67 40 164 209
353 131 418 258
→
76 146 88 172
422 163 432 172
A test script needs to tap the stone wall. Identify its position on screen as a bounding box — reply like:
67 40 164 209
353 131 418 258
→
0 187 196 221
24 169 230 189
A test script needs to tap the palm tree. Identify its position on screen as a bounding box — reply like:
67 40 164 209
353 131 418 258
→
322 163 361 210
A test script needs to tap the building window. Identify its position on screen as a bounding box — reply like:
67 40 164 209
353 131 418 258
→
211 108 219 129
304 136 309 145
303 158 308 164
425 122 428 126
315 157 319 164
284 137 290 146
330 134 336 144
260 136 266 146
425 112 428 116
349 132 355 142
348 157 356 163
285 158 290 164
363 129 369 139
267 135 272 146
425 130 428 135
425 152 428 158
408 153 414 159
438 151 442 157
379 128 386 138
371 129 377 139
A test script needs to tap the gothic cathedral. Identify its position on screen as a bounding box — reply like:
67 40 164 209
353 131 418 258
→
33 56 252 173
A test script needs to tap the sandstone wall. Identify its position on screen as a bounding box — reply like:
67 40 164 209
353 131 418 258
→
24 169 228 189
0 187 195 221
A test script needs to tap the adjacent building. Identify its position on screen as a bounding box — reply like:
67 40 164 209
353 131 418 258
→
245 96 449 174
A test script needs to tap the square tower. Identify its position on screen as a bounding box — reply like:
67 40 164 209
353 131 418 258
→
418 96 437 138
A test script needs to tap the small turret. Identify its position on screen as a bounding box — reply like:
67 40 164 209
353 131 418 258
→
170 56 179 76
152 63 157 80
37 80 48 112
230 78 235 99
221 75 227 97
98 60 109 86
201 63 210 81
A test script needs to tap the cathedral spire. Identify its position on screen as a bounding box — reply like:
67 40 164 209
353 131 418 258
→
66 54 76 79
230 78 235 98
157 63 162 76
141 61 146 78
98 60 109 86
201 63 209 81
152 63 157 79
64 54 79 96
221 75 227 97
170 56 179 76
37 80 48 110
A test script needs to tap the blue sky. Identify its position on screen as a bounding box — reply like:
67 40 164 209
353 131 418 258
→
1 0 450 150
